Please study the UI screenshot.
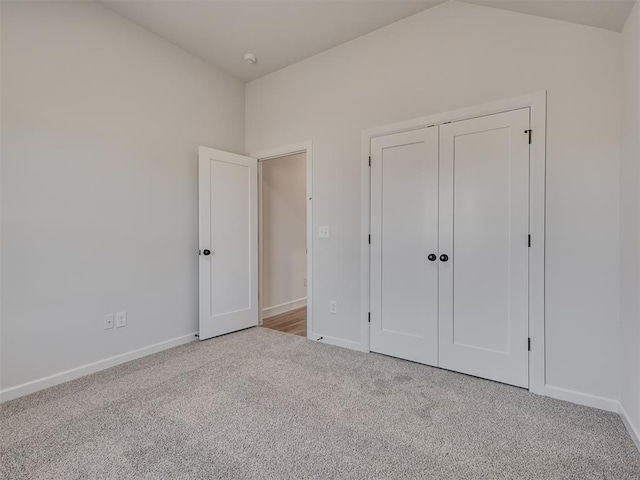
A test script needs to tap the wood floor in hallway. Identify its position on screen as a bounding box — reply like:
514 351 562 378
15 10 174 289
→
262 307 307 337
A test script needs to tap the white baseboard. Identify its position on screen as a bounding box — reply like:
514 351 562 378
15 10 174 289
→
619 402 640 452
263 297 307 319
309 332 361 351
541 385 619 412
0 333 197 403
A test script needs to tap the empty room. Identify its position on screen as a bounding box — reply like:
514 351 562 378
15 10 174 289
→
1 0 639 478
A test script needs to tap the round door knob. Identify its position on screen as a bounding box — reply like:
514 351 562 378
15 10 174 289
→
203 249 211 256
427 254 437 262
440 254 449 262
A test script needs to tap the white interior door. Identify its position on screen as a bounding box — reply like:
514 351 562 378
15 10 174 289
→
370 127 439 365
198 146 258 340
438 108 530 388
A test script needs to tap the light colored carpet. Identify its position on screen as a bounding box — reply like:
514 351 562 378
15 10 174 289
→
1 327 639 480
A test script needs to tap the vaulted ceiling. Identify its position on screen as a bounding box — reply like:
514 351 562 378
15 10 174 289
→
101 0 636 82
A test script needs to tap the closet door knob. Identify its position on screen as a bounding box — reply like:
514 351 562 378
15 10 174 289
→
203 249 211 256
440 254 449 262
427 254 437 262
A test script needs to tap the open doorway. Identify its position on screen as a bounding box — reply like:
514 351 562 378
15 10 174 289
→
257 146 312 338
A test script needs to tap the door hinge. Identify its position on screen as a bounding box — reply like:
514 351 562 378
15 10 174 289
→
368 312 371 323
368 234 371 245
525 129 532 144
528 235 531 247
369 156 371 167
528 337 531 351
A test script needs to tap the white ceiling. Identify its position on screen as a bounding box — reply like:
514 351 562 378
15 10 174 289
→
465 0 635 32
101 0 445 81
101 0 636 82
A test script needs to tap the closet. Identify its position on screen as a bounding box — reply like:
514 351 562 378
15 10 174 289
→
369 108 531 388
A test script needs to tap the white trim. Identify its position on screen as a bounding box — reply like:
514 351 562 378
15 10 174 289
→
360 132 372 353
619 402 640 452
360 91 548 390
0 333 197 403
250 141 313 339
263 297 307 319
251 141 309 161
527 92 547 396
539 385 619 412
309 333 361 351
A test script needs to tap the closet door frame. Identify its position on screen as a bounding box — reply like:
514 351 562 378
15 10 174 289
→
360 91 547 395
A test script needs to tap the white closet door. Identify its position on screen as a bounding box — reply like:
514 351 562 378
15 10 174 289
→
439 108 530 388
370 127 439 365
198 146 258 341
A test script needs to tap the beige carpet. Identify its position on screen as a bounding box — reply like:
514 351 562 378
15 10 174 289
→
2 327 639 479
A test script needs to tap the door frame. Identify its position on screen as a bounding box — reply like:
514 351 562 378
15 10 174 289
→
250 141 314 339
360 92 547 395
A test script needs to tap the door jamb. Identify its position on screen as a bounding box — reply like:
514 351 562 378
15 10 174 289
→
360 92 546 395
250 141 314 340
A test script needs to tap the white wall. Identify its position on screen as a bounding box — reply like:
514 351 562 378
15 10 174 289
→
0 2 245 392
620 0 640 441
262 153 307 316
246 1 622 401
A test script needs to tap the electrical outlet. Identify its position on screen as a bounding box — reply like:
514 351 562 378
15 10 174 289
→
115 311 127 328
319 226 330 238
104 314 114 330
330 300 337 314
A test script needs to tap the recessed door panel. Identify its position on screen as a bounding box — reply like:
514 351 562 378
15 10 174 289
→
452 127 512 352
370 127 439 366
210 160 252 316
439 108 530 388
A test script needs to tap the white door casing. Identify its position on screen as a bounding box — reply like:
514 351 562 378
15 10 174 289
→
370 127 439 365
251 141 314 339
198 146 258 340
438 108 530 388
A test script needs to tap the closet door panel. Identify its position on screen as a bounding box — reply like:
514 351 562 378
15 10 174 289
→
370 127 439 365
439 108 530 388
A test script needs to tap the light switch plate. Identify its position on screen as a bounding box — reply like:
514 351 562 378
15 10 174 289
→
319 226 330 238
115 311 127 328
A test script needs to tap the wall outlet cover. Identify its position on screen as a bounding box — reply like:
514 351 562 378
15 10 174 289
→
104 314 114 330
319 226 330 238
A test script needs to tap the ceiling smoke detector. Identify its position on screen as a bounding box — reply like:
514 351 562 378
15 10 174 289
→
243 53 257 64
